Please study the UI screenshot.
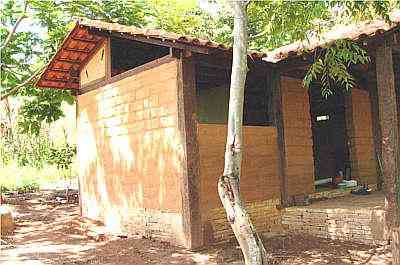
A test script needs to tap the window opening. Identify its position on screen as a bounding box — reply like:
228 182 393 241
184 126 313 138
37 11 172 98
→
195 62 272 125
110 37 170 77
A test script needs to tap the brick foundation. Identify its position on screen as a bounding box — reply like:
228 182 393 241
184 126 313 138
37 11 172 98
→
282 200 386 245
203 199 283 244
122 209 185 245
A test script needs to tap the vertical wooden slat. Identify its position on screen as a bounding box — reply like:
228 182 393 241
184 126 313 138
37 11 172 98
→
76 101 83 216
345 93 360 182
176 52 203 249
105 37 112 80
271 70 288 205
367 69 383 189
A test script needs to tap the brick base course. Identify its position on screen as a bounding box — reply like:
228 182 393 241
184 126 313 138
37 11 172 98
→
204 198 283 244
282 206 386 245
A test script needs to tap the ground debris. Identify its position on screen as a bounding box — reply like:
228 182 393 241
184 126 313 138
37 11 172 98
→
0 192 393 265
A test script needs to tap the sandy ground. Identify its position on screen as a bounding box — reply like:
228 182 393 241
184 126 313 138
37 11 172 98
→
0 193 393 265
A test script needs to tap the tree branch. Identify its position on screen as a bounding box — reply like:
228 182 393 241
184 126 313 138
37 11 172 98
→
1 65 44 101
0 1 28 50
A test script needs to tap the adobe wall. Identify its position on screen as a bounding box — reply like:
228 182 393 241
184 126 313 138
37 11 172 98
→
280 76 315 197
80 42 106 86
197 124 282 244
77 58 187 245
348 88 377 185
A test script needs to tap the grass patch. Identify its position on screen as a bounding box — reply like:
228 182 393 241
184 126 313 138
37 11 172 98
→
0 162 77 192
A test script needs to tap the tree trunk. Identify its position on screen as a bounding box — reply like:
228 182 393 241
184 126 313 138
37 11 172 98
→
375 40 400 263
218 1 269 264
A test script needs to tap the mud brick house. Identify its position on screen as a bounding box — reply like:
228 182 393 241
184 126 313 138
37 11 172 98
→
36 17 400 248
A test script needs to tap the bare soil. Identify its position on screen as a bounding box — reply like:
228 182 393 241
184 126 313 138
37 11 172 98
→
0 192 392 265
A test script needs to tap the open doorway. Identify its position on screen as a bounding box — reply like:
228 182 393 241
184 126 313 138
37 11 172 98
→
309 86 350 189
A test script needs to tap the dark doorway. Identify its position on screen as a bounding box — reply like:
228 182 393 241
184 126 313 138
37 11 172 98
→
309 86 350 185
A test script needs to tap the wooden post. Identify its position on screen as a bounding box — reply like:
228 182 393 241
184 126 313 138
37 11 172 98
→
344 93 360 183
270 69 289 206
176 53 203 249
367 69 383 189
105 37 112 80
375 39 399 263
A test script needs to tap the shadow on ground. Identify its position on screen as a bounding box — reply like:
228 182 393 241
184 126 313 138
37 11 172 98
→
0 192 392 265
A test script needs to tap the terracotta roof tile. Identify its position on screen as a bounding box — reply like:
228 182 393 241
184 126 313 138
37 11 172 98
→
264 14 400 63
36 15 399 90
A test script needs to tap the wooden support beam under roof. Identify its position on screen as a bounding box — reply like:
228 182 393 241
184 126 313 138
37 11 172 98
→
49 68 71 73
93 29 211 55
56 58 82 64
63 47 91 53
71 36 99 43
44 77 79 83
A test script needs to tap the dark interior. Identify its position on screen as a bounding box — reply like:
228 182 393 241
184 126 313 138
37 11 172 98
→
110 37 170 77
309 85 350 184
195 58 272 126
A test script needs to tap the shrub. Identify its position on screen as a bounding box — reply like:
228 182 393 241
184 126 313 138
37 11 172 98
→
48 143 77 170
0 162 76 192
17 181 40 193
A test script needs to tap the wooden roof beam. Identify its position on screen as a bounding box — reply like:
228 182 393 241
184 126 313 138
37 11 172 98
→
92 29 211 55
37 80 79 90
44 77 79 83
56 58 82 64
49 68 70 73
71 36 99 43
63 47 91 53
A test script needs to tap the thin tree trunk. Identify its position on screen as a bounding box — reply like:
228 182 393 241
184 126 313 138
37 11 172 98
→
0 1 27 51
375 40 400 263
218 1 269 264
1 65 44 101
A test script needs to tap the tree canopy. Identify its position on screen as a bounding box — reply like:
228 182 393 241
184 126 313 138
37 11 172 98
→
1 0 399 133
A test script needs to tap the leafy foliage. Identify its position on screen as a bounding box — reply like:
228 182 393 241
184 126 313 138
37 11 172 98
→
0 128 51 168
1 0 150 134
303 40 370 98
0 124 76 170
48 143 76 170
1 0 399 131
16 180 39 193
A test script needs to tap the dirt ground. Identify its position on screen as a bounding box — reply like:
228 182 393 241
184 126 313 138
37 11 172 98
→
0 192 393 265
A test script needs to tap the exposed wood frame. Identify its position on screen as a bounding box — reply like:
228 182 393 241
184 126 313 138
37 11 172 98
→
71 36 99 43
50 68 72 73
91 29 211 55
367 68 383 189
79 76 106 91
64 47 90 53
78 54 174 95
36 81 79 90
105 37 112 80
57 58 82 64
344 92 360 183
176 52 203 249
43 77 79 83
271 69 289 206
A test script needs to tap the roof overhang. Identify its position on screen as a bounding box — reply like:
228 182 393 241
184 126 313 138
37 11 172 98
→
264 16 400 64
36 23 106 90
36 18 266 90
